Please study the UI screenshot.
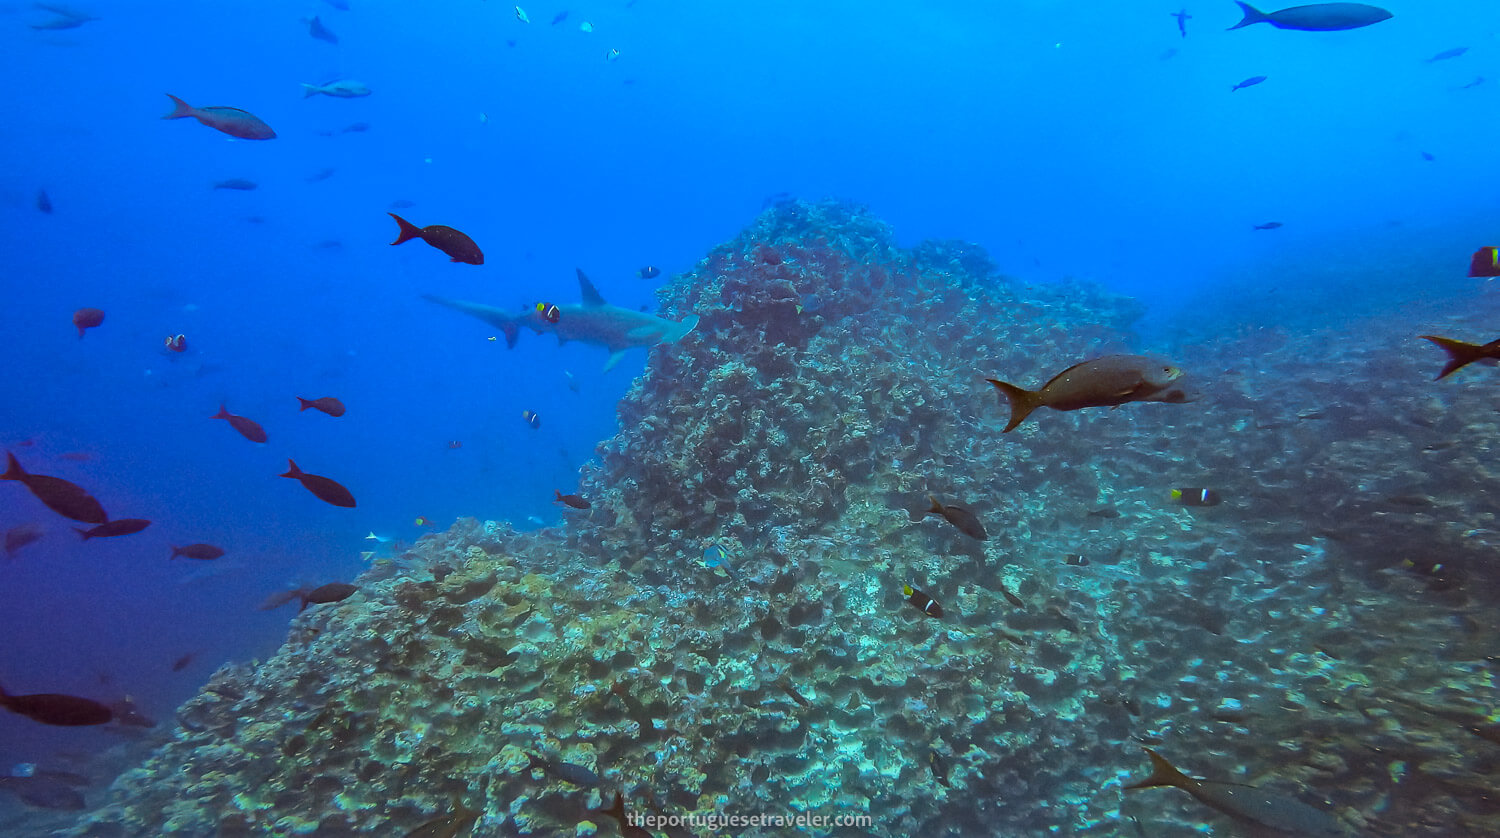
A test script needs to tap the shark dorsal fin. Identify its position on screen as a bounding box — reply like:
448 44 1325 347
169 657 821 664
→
576 268 606 307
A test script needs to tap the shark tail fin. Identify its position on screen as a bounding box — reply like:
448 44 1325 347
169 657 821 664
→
1125 749 1195 792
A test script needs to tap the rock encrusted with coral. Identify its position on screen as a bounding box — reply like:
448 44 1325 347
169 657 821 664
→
60 202 1500 837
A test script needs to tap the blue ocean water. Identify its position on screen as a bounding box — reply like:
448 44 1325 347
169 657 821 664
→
1 0 1498 830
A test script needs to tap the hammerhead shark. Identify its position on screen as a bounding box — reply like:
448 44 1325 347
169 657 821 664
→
424 269 700 371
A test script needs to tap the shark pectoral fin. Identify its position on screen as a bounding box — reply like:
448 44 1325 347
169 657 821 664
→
667 314 700 343
603 350 629 372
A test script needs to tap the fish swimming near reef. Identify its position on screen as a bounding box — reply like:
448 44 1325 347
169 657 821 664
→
1231 75 1268 91
297 396 346 416
554 490 589 509
388 213 484 265
306 15 339 43
0 684 112 727
75 518 151 539
2 452 108 524
1469 246 1500 278
525 752 602 787
72 307 104 337
1126 748 1347 836
280 459 356 508
4 523 43 557
1419 335 1500 379
301 79 370 98
1426 47 1468 63
903 584 943 618
162 95 276 140
911 495 988 540
1227 1 1392 31
170 543 225 560
424 269 700 371
213 404 268 443
295 582 358 611
986 355 1188 432
593 792 653 838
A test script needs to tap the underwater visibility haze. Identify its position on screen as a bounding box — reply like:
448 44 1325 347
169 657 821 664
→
3 0 1500 835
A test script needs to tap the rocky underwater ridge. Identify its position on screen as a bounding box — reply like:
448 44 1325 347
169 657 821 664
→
58 201 1500 836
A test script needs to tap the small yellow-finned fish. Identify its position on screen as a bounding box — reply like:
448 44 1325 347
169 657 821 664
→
903 584 943 618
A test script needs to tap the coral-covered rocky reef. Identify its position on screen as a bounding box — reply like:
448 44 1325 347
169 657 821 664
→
60 202 1500 836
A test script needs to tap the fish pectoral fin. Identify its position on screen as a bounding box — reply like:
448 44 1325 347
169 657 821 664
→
603 351 628 372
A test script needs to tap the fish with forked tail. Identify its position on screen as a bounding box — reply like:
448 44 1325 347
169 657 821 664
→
1126 748 1347 836
986 355 1188 432
388 213 483 265
1227 1 1391 31
280 459 356 508
910 495 988 540
1420 335 1500 380
424 269 699 371
162 95 276 140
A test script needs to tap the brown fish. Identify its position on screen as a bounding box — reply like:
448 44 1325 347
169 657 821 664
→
1419 335 1500 380
170 543 226 560
170 652 195 672
986 354 1187 432
72 307 104 338
554 490 590 509
297 396 346 417
298 582 358 612
0 684 112 726
162 94 276 140
4 524 43 557
388 213 484 265
75 518 151 540
911 495 988 540
212 404 268 443
280 459 356 508
2 452 108 524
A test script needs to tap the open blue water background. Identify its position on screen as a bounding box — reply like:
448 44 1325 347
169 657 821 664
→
0 0 1496 775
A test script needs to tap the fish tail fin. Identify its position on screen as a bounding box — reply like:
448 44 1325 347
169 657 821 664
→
388 213 422 245
296 591 311 613
297 397 313 411
169 545 181 560
1125 748 1194 791
162 94 195 120
212 404 230 420
593 792 627 827
280 459 304 479
1227 0 1269 29
526 752 547 772
300 83 321 98
75 527 91 540
986 379 1040 432
1 451 25 481
1421 335 1487 379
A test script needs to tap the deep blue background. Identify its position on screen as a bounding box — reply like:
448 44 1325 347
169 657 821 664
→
0 0 1495 771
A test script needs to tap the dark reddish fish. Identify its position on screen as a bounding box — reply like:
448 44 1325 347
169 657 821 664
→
298 582 358 611
1 452 108 524
4 524 43 557
280 459 356 508
162 94 276 140
0 684 113 726
75 518 151 540
213 404 268 443
170 652 195 672
388 213 484 264
72 308 104 338
170 543 226 560
554 490 590 509
297 396 346 417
